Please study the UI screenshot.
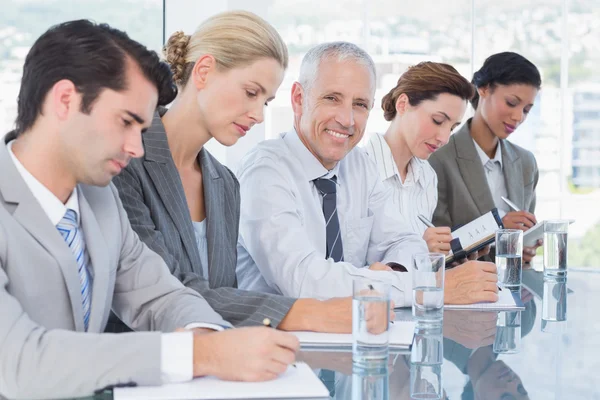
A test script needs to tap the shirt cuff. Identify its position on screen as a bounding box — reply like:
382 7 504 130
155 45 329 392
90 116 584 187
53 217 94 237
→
184 323 226 331
160 324 225 383
160 332 194 384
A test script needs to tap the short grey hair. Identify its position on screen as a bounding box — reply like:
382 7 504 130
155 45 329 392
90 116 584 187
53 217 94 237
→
298 41 376 93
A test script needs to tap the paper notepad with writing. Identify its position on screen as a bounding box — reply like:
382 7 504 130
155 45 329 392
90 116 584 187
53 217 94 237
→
114 363 328 400
446 209 503 264
444 288 525 311
292 320 416 350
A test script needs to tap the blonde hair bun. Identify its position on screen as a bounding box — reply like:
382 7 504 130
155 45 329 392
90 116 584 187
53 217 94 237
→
163 31 191 86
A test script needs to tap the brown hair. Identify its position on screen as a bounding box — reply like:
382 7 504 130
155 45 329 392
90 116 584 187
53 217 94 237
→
381 62 475 121
163 10 288 88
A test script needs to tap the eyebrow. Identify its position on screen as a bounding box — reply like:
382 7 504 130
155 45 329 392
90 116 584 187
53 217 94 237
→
250 81 276 102
125 111 145 124
436 111 451 120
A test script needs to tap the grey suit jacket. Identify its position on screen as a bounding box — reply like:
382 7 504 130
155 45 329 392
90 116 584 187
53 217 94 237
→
429 120 539 257
0 138 229 399
112 111 296 328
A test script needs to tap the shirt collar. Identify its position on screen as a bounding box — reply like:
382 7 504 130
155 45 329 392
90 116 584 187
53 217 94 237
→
472 138 503 168
367 133 425 186
7 140 80 226
283 128 342 183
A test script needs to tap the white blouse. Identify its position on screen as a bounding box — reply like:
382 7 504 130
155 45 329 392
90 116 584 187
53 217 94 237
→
365 133 439 235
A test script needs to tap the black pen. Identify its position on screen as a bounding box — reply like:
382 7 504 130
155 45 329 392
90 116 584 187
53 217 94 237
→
263 318 297 368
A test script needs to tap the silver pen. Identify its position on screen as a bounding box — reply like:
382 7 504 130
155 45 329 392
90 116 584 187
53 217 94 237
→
417 214 435 228
501 196 521 212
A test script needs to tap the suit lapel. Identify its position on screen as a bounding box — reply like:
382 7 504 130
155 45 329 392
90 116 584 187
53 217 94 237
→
0 141 86 331
78 189 110 333
142 113 202 273
454 123 496 215
501 141 524 209
200 149 226 288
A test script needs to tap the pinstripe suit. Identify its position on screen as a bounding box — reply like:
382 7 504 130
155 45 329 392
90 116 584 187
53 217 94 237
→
111 111 296 328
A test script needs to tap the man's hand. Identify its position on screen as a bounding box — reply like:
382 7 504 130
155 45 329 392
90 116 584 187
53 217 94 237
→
422 227 453 254
369 262 393 271
279 296 395 333
502 211 537 231
192 327 299 381
445 261 498 304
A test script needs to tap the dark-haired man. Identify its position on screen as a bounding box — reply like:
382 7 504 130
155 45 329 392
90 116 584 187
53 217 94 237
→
0 20 297 399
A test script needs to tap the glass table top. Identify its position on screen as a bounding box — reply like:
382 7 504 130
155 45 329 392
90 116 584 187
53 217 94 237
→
75 268 599 400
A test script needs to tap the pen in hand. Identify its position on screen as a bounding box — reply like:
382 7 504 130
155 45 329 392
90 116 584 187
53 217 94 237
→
418 214 435 229
263 318 297 368
501 196 521 212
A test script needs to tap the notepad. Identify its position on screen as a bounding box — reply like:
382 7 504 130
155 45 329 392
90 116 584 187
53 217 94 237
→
523 219 575 247
446 209 503 264
444 288 525 311
113 362 328 400
292 320 416 351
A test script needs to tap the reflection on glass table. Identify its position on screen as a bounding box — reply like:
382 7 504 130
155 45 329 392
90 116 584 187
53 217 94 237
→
67 268 600 400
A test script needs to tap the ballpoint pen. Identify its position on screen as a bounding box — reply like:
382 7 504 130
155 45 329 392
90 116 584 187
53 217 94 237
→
417 214 435 229
501 196 521 212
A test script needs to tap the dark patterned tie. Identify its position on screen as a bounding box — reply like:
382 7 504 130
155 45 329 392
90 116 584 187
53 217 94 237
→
313 176 344 262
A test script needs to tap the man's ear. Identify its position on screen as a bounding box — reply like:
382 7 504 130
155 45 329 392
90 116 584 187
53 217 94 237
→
51 79 79 121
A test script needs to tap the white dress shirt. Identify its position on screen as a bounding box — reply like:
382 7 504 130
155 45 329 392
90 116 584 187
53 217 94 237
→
365 133 439 236
7 141 221 384
472 139 510 218
235 129 428 307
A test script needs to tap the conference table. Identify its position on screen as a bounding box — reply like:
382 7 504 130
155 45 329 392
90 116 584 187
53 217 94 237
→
80 268 598 400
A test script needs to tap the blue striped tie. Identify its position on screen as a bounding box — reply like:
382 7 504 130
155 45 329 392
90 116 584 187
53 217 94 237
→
57 209 92 331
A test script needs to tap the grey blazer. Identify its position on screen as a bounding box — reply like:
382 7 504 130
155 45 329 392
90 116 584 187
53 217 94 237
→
429 119 539 231
0 137 229 399
112 111 296 328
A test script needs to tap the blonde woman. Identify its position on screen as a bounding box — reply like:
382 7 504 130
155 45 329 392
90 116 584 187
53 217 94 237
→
113 11 363 334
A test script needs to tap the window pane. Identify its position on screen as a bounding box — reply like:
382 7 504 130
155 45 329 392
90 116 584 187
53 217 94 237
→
0 0 164 133
567 0 600 267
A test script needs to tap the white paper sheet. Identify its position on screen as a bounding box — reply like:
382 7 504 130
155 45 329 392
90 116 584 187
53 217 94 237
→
114 362 328 400
291 320 416 350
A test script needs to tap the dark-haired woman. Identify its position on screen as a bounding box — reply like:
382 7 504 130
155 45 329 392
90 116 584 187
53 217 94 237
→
365 61 474 254
429 52 543 263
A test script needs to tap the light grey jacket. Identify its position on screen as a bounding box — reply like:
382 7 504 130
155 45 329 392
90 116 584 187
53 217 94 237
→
0 137 229 399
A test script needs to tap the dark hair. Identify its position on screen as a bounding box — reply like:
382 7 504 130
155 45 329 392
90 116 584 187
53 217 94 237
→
14 19 177 136
471 51 542 109
381 61 474 121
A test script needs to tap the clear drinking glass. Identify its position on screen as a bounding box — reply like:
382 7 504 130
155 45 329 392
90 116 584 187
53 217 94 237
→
542 276 567 322
412 253 445 323
410 323 443 399
351 363 389 400
495 229 523 289
493 310 521 354
543 220 569 277
352 279 391 366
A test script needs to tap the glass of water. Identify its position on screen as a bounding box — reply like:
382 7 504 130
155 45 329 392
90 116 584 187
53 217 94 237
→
495 229 523 289
352 363 389 400
410 323 443 399
543 220 569 277
493 310 521 354
412 253 445 323
352 279 391 366
542 276 567 322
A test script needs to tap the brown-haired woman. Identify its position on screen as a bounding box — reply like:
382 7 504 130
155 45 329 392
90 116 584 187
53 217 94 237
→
365 61 474 254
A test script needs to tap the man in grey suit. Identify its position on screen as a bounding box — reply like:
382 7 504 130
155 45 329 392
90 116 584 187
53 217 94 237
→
0 20 298 399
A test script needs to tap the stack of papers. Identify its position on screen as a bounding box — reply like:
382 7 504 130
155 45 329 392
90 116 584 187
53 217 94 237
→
291 320 416 351
114 363 328 400
444 288 525 311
